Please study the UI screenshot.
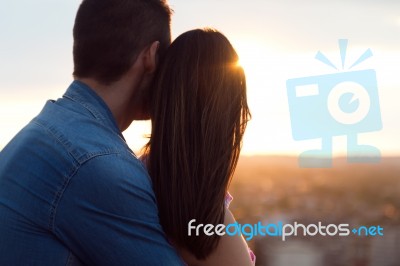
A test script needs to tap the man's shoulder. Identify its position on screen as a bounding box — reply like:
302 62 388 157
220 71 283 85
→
32 99 153 192
56 148 157 228
71 152 152 197
33 99 130 164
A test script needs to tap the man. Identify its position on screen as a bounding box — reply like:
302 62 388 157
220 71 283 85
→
0 0 183 265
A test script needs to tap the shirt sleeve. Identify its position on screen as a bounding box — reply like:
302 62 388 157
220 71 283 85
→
53 153 184 266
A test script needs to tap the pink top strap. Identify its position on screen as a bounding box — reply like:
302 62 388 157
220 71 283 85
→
225 192 256 265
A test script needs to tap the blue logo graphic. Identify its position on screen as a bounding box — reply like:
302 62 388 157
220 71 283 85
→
287 40 382 168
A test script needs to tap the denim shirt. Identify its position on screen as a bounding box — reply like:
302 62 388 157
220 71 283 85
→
0 81 183 266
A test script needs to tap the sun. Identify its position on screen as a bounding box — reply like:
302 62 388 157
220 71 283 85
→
233 39 270 79
230 38 300 155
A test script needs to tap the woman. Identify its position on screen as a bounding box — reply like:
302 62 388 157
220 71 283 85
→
144 28 253 265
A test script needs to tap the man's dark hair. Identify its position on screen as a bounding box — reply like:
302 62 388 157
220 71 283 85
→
73 0 172 84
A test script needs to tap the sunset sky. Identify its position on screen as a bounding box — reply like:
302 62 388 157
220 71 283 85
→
1 0 399 157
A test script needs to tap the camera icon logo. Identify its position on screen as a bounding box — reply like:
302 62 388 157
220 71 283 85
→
286 40 382 168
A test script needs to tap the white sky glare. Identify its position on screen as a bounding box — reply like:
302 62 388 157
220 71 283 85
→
1 0 399 156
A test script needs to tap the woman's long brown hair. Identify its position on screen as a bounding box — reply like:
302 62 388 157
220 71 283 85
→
145 29 251 259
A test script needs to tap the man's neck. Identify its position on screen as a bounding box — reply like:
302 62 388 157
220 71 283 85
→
74 45 153 132
76 77 135 132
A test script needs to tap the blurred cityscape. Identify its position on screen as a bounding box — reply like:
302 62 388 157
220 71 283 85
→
229 156 400 266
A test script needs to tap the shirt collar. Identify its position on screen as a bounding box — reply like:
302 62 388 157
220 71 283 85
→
63 80 125 140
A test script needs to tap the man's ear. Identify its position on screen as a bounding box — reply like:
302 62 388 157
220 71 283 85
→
143 41 160 74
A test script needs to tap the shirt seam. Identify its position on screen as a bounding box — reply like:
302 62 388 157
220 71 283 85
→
49 151 130 234
31 120 125 232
